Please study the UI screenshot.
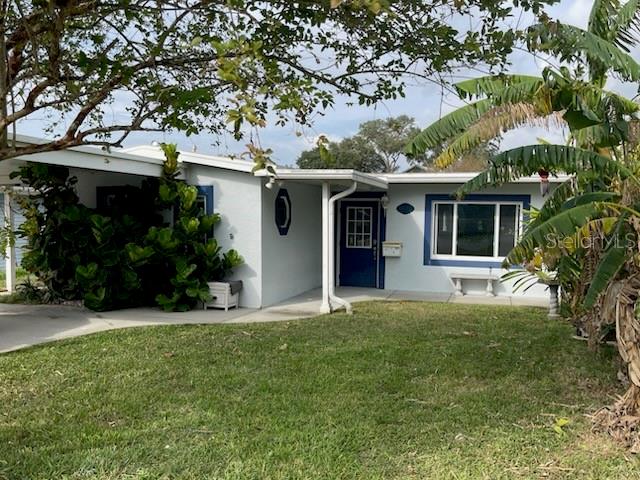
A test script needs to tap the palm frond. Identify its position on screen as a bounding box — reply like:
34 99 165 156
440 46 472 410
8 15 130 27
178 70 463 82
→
501 269 556 292
576 215 620 241
583 227 628 309
531 189 620 232
505 202 613 265
489 79 549 110
433 104 562 169
588 0 621 41
454 75 543 100
567 89 639 148
612 0 640 50
572 122 634 149
528 178 578 229
563 191 622 209
456 144 632 198
405 99 492 156
602 87 640 116
529 22 640 82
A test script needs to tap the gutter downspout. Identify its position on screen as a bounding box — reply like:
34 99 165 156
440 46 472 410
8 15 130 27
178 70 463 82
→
327 181 357 314
3 191 15 293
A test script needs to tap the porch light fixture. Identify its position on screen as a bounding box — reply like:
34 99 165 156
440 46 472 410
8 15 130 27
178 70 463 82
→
380 194 390 214
265 177 276 189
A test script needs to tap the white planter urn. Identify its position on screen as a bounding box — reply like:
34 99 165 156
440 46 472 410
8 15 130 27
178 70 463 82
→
204 281 242 311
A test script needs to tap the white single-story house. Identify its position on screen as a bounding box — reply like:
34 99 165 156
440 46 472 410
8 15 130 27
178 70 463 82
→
1 135 564 312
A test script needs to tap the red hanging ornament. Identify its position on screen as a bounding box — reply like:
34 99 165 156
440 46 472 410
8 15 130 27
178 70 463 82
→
538 169 550 197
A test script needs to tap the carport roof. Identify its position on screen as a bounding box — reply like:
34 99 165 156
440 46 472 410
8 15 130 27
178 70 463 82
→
1 135 167 184
121 145 256 173
254 168 388 191
3 135 255 183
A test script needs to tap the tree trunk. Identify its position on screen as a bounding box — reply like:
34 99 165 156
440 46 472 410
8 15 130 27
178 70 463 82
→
592 276 640 452
593 385 640 453
0 1 8 151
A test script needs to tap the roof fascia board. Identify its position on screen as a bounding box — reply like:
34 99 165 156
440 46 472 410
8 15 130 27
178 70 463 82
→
255 168 388 190
381 173 570 184
14 148 170 178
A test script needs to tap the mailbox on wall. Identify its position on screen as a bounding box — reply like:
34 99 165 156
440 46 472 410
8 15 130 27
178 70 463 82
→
382 241 402 257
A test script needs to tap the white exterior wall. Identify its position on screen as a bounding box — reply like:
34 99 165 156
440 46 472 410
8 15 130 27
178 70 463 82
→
261 183 322 306
66 163 553 305
384 183 549 298
186 165 263 308
71 168 145 208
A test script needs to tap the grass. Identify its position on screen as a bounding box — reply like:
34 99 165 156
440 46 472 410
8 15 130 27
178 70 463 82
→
0 301 637 479
0 268 33 292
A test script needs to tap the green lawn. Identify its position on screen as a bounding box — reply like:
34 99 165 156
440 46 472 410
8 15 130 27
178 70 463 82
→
0 302 636 479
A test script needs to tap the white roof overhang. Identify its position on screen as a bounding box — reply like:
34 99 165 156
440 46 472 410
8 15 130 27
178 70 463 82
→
121 145 255 173
2 135 170 184
381 173 571 184
255 168 388 191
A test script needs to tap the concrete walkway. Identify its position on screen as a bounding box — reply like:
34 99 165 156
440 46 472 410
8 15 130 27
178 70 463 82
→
0 287 548 354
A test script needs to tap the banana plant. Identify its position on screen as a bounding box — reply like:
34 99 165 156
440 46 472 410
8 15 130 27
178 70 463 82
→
407 0 640 309
408 0 640 440
407 0 640 169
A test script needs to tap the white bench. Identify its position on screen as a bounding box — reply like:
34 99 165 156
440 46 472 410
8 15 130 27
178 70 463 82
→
449 272 500 297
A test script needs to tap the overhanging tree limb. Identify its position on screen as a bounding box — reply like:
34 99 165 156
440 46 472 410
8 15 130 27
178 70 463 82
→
0 0 553 161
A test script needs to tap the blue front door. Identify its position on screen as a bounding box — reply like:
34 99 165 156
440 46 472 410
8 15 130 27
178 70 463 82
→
339 200 380 288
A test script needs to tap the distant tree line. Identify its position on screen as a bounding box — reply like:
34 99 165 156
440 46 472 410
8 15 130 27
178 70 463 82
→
296 115 496 173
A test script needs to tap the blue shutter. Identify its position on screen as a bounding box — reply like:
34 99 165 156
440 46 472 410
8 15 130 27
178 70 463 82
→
196 186 214 238
196 186 214 215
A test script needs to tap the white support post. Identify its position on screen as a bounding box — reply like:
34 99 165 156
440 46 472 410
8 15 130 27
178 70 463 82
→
320 182 331 314
485 278 495 297
454 278 463 296
4 192 16 293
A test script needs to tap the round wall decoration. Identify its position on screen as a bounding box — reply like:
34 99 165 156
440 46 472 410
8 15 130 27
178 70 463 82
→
396 202 415 215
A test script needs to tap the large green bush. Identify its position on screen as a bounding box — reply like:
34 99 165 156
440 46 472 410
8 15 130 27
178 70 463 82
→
13 145 242 311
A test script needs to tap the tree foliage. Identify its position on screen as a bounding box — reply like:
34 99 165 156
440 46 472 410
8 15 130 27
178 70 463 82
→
0 0 553 161
297 115 426 172
297 135 383 172
356 116 424 172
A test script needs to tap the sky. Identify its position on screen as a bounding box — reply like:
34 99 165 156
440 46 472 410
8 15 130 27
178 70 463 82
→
19 0 637 168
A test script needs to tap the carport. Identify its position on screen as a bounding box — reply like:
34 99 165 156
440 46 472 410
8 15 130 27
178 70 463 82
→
1 135 169 292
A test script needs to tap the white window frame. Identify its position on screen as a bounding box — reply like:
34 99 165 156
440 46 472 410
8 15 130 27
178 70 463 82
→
345 206 373 249
431 200 523 262
196 194 208 215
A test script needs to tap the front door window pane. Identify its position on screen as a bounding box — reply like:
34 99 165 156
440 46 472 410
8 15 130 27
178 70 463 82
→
456 204 495 256
346 207 372 248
